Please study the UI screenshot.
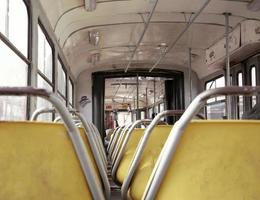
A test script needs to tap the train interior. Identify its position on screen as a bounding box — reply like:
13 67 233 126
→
0 0 260 199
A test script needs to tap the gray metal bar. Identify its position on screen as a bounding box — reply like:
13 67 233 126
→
111 123 133 165
188 48 192 104
30 107 56 121
107 126 121 154
0 87 105 200
143 86 260 200
149 0 211 72
108 125 125 157
70 111 110 199
111 119 152 182
89 122 108 166
107 127 119 151
224 13 232 119
124 0 159 73
121 110 183 199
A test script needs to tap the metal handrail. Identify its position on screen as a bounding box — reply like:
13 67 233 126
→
0 87 105 200
143 86 260 199
112 119 153 183
68 110 111 199
108 126 123 155
121 110 183 199
108 125 126 158
111 122 133 165
30 107 56 121
89 122 108 167
107 127 119 151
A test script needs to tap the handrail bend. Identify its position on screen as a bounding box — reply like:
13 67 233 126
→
143 86 260 199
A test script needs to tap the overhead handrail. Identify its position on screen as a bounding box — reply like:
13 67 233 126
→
111 119 152 182
143 86 260 199
121 110 183 199
0 87 105 200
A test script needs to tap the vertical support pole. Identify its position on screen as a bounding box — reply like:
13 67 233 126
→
136 75 140 120
188 48 192 104
153 78 156 114
224 13 232 119
146 87 148 118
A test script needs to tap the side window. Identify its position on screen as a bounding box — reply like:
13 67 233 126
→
0 0 29 120
205 76 226 119
250 66 257 107
36 24 54 121
57 59 67 105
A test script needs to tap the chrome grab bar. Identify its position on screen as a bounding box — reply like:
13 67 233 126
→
0 87 105 200
143 86 260 200
121 110 183 199
111 122 133 165
111 119 152 183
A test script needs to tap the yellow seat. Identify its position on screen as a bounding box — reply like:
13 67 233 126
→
128 125 173 200
0 121 101 200
151 120 260 200
116 128 145 184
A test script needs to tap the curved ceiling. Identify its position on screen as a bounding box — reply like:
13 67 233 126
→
39 0 260 78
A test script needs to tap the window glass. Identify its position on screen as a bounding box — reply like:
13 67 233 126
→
148 108 153 119
141 111 145 119
237 72 244 119
9 0 28 56
57 59 66 97
36 75 52 121
118 112 131 126
205 76 226 119
0 40 28 120
68 79 73 105
216 76 225 101
0 0 7 35
159 103 164 112
206 102 226 119
38 25 53 81
251 66 257 107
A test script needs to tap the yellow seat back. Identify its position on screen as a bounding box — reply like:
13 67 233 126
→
0 121 101 200
155 120 260 200
129 125 173 200
116 128 144 183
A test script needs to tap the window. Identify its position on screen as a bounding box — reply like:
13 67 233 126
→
237 72 244 119
159 103 164 112
141 111 145 119
38 24 53 81
0 0 29 120
0 0 28 56
0 40 28 120
205 76 226 119
57 59 67 103
36 24 54 121
250 66 257 107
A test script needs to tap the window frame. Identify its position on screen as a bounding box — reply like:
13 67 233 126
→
0 0 31 120
57 57 67 105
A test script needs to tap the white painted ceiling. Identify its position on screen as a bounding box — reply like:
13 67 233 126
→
39 0 260 78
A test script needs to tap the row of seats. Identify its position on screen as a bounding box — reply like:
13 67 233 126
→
0 94 110 200
107 87 260 200
1 86 260 199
